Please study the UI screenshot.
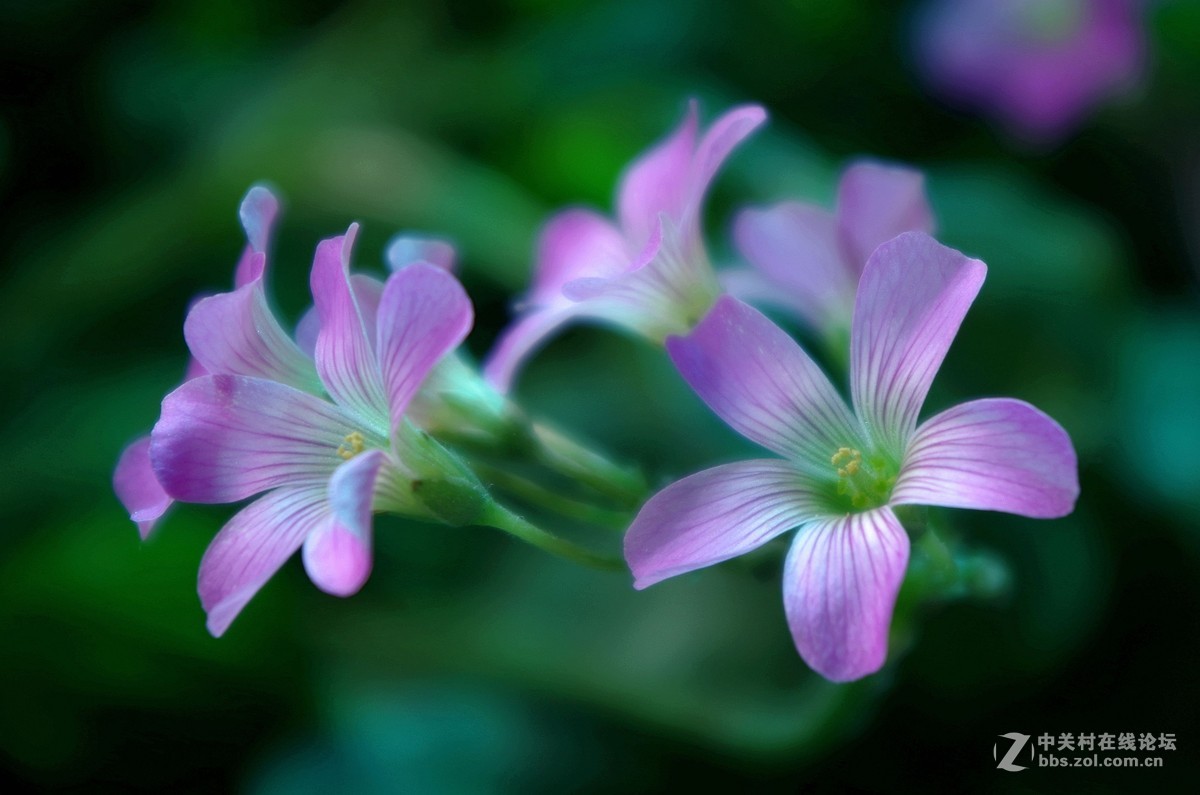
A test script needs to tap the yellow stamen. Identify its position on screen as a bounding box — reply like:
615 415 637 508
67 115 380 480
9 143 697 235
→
337 431 366 460
831 447 857 466
832 447 862 477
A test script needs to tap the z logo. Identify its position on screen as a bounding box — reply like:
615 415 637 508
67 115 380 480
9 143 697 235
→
994 732 1033 772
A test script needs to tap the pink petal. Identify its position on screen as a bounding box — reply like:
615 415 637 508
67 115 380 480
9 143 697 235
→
113 436 173 539
561 217 715 340
482 305 580 394
184 356 210 381
376 264 473 431
233 185 281 287
184 282 320 391
233 251 266 290
294 307 319 360
199 486 329 637
302 449 384 596
385 234 457 273
732 202 854 330
151 374 364 504
625 459 827 589
294 275 383 362
310 226 390 425
559 214 665 302
892 398 1078 519
528 209 628 305
689 104 767 214
783 506 910 682
850 232 986 456
617 101 699 252
668 296 865 467
835 161 935 271
350 273 385 337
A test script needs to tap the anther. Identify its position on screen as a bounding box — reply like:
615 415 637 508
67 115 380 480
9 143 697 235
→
337 431 366 460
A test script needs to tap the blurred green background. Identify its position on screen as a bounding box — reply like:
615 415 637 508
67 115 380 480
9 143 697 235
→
1 0 1198 792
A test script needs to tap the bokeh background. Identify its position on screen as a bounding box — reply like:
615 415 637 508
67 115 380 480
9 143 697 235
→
2 0 1198 792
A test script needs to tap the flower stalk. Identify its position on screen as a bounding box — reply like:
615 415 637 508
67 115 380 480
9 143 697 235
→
478 502 626 572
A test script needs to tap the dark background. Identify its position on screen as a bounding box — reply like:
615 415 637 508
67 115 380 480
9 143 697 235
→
1 1 1197 792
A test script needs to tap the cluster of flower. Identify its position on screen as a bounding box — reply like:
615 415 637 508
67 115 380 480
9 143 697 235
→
115 101 1078 682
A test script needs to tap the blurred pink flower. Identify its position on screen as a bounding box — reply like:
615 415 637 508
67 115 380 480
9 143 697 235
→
484 100 766 392
726 160 934 344
915 0 1146 142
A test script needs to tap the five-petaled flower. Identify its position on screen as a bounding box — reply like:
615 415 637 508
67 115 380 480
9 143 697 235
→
484 100 766 392
147 222 474 636
726 160 934 346
624 231 1078 681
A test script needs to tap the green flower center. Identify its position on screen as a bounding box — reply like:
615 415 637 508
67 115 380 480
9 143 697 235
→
827 446 897 512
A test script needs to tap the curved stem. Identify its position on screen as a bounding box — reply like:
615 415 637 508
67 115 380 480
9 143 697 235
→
474 463 633 530
528 422 647 508
479 502 627 572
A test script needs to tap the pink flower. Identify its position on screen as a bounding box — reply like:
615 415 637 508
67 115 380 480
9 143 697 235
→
625 232 1078 681
915 0 1146 142
484 101 766 392
149 226 473 636
726 160 934 343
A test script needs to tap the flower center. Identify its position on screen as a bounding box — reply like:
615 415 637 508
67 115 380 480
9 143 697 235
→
336 431 366 460
830 446 896 511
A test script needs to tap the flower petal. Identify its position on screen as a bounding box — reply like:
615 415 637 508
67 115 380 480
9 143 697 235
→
376 264 473 432
689 103 767 215
151 374 362 504
184 282 320 391
294 275 383 362
233 185 281 287
891 398 1078 518
482 306 580 394
385 234 457 272
302 449 385 597
850 232 986 456
113 436 173 539
529 209 628 305
732 202 854 330
562 217 715 341
783 506 910 682
668 296 865 467
625 459 827 589
294 307 319 360
310 226 390 427
199 486 329 637
836 161 935 270
617 101 699 251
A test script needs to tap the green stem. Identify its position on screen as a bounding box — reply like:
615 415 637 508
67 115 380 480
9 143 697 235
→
528 422 647 507
474 463 633 530
479 502 627 572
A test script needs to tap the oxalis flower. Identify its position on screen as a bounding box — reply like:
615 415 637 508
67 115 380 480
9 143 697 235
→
484 100 766 392
150 225 476 636
624 231 1078 682
726 160 934 347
